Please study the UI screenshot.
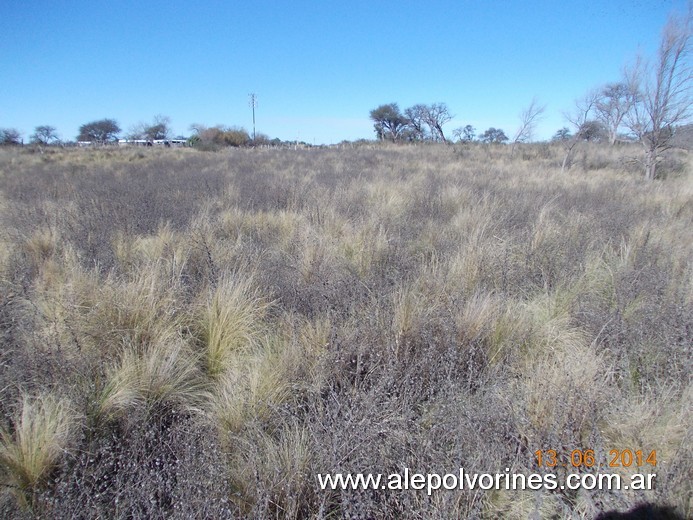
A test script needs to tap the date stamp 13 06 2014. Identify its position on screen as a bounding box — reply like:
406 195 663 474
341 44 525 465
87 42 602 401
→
534 449 657 470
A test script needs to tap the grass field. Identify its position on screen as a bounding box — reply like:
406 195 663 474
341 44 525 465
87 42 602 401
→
0 143 690 518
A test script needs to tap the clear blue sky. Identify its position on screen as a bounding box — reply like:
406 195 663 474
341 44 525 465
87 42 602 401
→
1 1 687 144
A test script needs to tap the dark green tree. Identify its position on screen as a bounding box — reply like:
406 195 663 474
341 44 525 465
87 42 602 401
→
479 127 508 144
552 127 572 142
577 120 608 142
77 119 120 143
144 115 171 140
370 103 409 141
0 128 22 145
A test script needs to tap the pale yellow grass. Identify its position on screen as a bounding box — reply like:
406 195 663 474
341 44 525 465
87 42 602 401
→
0 394 76 508
196 274 271 378
98 334 207 419
227 425 313 518
212 316 329 439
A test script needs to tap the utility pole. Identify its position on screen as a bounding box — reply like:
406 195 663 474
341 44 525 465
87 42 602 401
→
248 93 257 142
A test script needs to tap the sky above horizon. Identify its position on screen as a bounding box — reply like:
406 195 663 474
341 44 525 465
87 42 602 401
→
1 1 688 145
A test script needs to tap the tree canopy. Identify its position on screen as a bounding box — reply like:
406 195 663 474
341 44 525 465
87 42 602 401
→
479 128 509 143
370 103 409 142
371 102 453 142
78 119 121 143
30 125 59 145
0 128 22 145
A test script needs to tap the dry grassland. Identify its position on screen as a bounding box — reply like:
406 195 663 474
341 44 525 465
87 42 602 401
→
0 143 690 518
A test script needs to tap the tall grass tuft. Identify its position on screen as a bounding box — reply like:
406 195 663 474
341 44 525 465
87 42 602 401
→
98 335 207 420
211 332 293 438
196 275 271 378
0 394 76 509
227 425 314 518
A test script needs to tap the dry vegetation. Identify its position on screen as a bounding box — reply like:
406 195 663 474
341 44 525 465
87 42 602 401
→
0 143 690 518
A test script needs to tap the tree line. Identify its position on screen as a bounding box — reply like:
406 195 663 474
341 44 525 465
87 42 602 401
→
0 115 282 150
369 102 511 144
556 7 691 180
1 8 689 178
370 7 692 180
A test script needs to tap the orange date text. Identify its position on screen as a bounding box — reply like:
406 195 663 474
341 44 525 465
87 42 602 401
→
534 449 657 468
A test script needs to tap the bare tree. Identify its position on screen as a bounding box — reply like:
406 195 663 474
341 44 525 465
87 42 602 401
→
422 103 453 142
511 98 545 154
561 90 600 173
404 104 428 141
452 124 476 143
130 115 172 141
127 122 148 140
595 83 637 145
624 8 693 180
189 123 206 135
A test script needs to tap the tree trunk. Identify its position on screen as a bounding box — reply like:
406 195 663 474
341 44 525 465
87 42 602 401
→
561 141 577 174
608 130 618 146
644 149 657 180
561 152 570 174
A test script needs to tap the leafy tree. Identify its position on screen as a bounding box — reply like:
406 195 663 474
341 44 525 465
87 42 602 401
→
216 126 250 147
77 118 120 143
552 127 572 141
370 103 409 141
0 128 22 145
187 134 201 147
144 115 171 140
188 124 215 149
577 120 608 142
30 125 59 145
144 123 168 140
371 102 453 142
250 133 271 146
188 124 250 149
479 127 508 144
